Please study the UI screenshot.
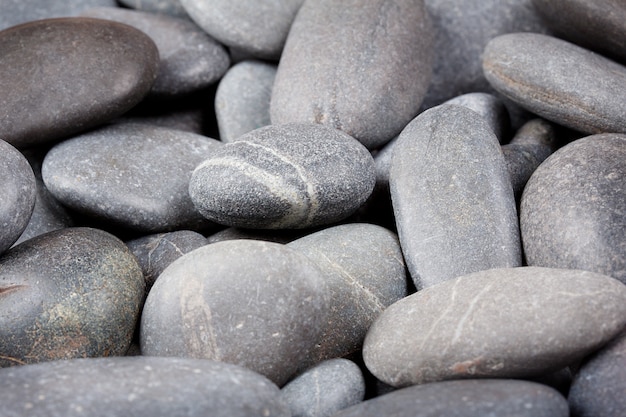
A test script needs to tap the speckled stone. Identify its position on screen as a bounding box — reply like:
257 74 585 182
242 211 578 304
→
271 0 434 150
215 60 276 142
362 267 626 387
483 33 626 135
520 134 626 284
81 7 230 98
118 0 189 19
0 228 144 367
42 123 222 233
281 359 365 417
334 379 568 417
189 123 375 229
0 18 159 148
443 92 510 143
140 240 330 386
0 356 289 417
0 0 117 30
390 104 521 290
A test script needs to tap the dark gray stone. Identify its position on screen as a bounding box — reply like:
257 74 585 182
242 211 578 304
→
118 0 189 19
443 92 511 143
140 240 330 386
483 33 626 135
520 133 626 284
362 267 626 387
281 359 365 417
0 356 289 417
334 379 568 417
81 7 230 98
0 0 117 30
0 227 144 367
42 123 222 233
390 104 521 290
270 0 433 150
189 123 375 229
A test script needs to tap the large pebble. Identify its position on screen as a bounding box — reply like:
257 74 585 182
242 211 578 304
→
0 0 117 30
483 33 626 134
390 104 521 290
0 228 144 367
189 123 375 229
521 134 626 283
362 267 626 387
271 0 433 149
140 240 329 386
0 356 289 417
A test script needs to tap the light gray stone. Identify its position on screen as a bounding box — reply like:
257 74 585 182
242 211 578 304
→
0 0 117 30
118 0 189 19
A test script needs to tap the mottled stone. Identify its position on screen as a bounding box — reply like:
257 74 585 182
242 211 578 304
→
140 240 329 386
81 7 230 97
334 379 568 417
42 123 222 233
444 92 510 143
271 0 433 150
0 228 144 367
362 267 626 387
189 123 375 229
0 357 289 417
390 104 521 290
118 0 189 19
281 359 365 417
0 18 159 148
521 134 626 283
483 33 626 134
0 0 117 30
215 60 276 142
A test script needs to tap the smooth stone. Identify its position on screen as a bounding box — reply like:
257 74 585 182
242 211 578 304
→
0 0 117 30
281 359 365 417
118 0 189 19
206 227 307 245
334 379 568 417
0 228 144 367
483 33 626 135
179 0 304 59
0 357 289 417
140 240 330 386
287 223 407 364
189 123 375 229
0 140 36 254
569 331 626 417
362 267 626 387
270 0 433 150
520 134 626 283
390 104 521 290
443 92 511 143
81 7 230 98
126 230 208 290
42 123 222 233
215 60 276 142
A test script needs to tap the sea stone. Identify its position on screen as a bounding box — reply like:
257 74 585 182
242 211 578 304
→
443 92 510 143
483 32 626 135
0 0 117 30
390 104 521 290
334 379 568 417
118 0 189 19
0 228 144 367
140 240 330 386
520 134 626 283
42 123 222 233
0 357 289 417
189 123 375 229
0 17 159 148
362 267 626 387
281 359 365 417
270 0 434 150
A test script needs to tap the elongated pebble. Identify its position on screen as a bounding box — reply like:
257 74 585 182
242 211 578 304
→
443 92 510 143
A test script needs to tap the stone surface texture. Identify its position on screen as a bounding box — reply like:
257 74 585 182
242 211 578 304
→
443 92 510 143
0 0 117 30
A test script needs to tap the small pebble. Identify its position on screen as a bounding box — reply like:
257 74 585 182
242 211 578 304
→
443 92 511 143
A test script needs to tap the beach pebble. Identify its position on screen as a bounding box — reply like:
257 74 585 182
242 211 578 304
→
118 0 189 19
0 0 116 30
443 92 511 143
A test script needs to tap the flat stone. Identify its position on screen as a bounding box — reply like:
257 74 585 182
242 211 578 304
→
118 0 189 19
0 228 144 367
42 122 222 233
189 123 375 229
0 356 289 417
270 0 433 150
390 104 521 290
443 92 510 143
0 0 117 30
483 33 626 134
520 133 626 283
140 240 330 386
281 359 365 417
362 267 626 387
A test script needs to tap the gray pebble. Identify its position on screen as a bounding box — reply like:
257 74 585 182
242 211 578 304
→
206 227 307 245
443 92 510 143
118 0 189 19
0 0 117 30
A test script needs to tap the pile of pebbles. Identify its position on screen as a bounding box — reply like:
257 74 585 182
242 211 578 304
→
0 0 624 416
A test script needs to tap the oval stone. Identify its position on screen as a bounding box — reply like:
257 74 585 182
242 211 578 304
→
0 18 159 148
362 267 626 387
189 123 375 229
0 228 145 367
